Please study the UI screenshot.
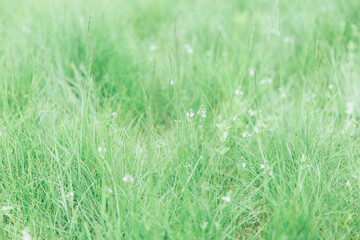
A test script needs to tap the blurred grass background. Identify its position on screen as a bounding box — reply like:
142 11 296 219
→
1 0 360 239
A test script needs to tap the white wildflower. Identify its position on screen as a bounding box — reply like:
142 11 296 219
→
328 84 333 89
123 174 134 183
235 89 243 95
107 188 113 193
279 87 286 98
300 154 306 163
242 132 247 138
221 196 231 202
242 163 246 168
269 171 273 176
186 109 194 118
248 109 255 116
170 80 174 85
98 146 107 153
197 106 206 118
21 228 32 240
260 78 272 85
346 180 351 187
201 182 210 191
149 45 157 51
2 206 13 211
65 191 74 198
201 221 208 229
184 44 194 54
248 68 255 76
112 112 116 116
260 164 265 169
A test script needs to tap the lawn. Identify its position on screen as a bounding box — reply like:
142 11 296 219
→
1 0 360 239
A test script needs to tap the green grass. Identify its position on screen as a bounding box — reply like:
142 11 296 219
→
1 0 360 239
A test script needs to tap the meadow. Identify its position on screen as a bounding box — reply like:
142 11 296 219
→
1 0 360 239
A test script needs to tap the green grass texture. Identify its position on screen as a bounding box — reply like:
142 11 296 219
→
1 0 360 239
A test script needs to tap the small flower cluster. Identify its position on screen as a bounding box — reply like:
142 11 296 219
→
98 145 107 153
186 109 194 118
221 196 231 202
21 228 32 240
65 191 74 199
123 174 134 183
242 130 251 138
186 106 207 119
2 205 13 211
235 88 244 96
197 105 206 118
254 121 267 134
248 109 256 117
260 163 273 176
260 78 272 85
240 160 273 177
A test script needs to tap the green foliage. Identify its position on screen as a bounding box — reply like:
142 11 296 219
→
1 0 360 239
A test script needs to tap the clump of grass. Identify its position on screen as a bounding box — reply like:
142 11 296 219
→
1 0 360 239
